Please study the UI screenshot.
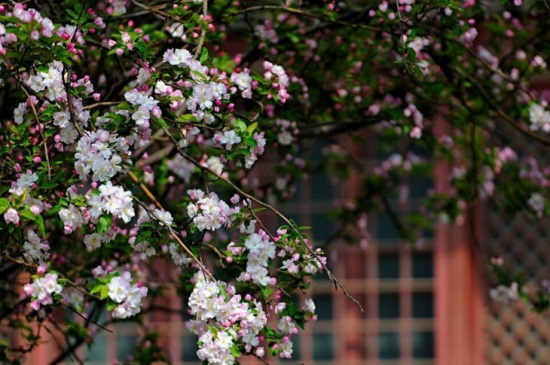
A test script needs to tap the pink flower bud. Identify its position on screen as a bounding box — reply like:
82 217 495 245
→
30 205 41 215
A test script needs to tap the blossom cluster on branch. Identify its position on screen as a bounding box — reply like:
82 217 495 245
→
1 0 550 364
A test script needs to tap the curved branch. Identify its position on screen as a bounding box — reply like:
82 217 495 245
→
453 66 550 147
298 117 385 138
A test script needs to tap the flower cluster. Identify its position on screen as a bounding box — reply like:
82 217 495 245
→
11 170 38 196
187 274 268 364
230 70 253 99
166 154 195 183
278 232 327 276
22 229 50 262
2 4 55 54
263 61 290 103
84 232 114 251
124 88 161 129
107 271 148 319
275 119 297 146
9 0 550 363
490 283 519 304
161 48 229 124
128 208 173 260
236 231 276 286
60 181 135 234
214 130 242 151
168 242 192 266
92 182 135 223
243 132 267 169
24 272 63 311
529 103 550 132
27 64 64 101
187 190 234 231
74 130 131 182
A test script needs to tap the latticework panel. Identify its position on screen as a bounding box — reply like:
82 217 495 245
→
486 203 550 365
481 107 550 364
486 300 550 364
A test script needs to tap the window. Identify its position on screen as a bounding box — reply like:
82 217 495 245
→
272 139 435 364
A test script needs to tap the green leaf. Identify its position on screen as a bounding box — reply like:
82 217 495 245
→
230 345 241 358
90 284 104 295
199 47 209 64
154 117 168 128
261 286 272 299
235 120 247 132
0 198 9 215
115 102 131 111
246 122 258 134
48 204 63 215
98 215 113 233
244 136 257 148
20 207 36 221
263 326 278 339
39 181 58 189
238 148 251 157
35 215 46 237
192 70 206 80
100 285 109 300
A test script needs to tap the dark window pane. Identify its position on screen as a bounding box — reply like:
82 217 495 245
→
379 332 400 359
85 335 107 362
413 331 434 358
412 292 433 318
313 294 333 320
378 253 400 279
182 335 200 361
412 252 433 278
313 333 334 360
379 293 400 319
116 336 137 362
422 228 434 239
311 173 333 201
312 213 333 242
313 270 330 281
290 180 303 201
311 140 330 162
376 213 400 240
409 177 433 199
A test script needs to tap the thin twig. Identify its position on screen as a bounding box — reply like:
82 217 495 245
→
226 5 381 32
131 195 214 280
83 101 120 110
128 171 163 210
194 0 209 59
58 302 113 333
131 0 181 21
20 86 52 180
62 68 84 137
